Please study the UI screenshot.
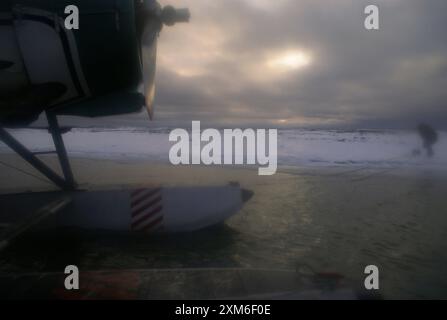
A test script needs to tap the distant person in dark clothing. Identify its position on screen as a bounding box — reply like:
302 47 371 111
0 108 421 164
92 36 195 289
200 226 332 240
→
417 124 438 158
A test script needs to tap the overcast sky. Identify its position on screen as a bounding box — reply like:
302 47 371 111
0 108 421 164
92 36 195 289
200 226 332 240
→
63 0 447 129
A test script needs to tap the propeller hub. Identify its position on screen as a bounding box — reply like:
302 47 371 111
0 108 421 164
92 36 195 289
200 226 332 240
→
161 6 190 26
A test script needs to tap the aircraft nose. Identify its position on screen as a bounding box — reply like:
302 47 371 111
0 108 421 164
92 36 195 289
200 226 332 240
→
241 189 254 203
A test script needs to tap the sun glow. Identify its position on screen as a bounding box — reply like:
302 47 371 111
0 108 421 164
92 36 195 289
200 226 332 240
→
268 51 312 71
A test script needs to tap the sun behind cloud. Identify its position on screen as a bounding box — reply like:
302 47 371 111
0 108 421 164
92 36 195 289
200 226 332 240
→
267 50 312 71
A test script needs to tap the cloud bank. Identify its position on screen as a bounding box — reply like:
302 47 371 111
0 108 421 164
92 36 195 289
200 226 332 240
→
149 0 447 129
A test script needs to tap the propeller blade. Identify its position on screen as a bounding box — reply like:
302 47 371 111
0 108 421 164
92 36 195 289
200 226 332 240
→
141 21 159 120
139 4 190 121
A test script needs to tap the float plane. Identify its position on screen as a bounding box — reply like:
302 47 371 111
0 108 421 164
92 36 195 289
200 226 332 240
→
0 0 253 249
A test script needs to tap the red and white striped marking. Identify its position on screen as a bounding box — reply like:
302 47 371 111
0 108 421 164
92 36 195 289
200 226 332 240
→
130 188 163 233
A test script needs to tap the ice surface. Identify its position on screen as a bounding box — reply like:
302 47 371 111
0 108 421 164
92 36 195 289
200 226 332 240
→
1 127 446 170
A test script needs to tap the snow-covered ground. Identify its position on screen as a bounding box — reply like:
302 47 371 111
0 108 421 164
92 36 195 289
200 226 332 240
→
0 128 446 170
